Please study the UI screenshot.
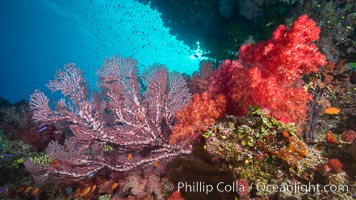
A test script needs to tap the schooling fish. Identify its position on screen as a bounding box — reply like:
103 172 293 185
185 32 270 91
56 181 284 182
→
1 154 13 158
0 154 13 162
87 173 94 178
37 125 48 133
0 185 8 196
64 187 73 195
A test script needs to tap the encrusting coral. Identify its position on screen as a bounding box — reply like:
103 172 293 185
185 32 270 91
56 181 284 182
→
204 107 311 178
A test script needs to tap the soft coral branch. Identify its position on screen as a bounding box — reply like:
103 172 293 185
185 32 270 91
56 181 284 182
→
169 92 226 145
238 14 326 84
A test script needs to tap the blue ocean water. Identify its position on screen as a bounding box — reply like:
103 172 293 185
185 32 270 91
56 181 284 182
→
0 0 202 103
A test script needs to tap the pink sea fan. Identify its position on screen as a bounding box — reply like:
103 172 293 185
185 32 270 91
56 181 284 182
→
26 55 192 183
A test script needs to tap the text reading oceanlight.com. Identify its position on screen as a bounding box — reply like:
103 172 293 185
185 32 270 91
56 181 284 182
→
176 181 349 195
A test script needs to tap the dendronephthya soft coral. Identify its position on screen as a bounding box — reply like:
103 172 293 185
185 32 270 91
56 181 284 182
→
209 14 327 124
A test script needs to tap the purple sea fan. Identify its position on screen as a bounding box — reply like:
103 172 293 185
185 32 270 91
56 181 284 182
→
26 55 192 183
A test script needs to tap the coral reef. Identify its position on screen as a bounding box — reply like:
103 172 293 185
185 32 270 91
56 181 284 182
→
202 107 352 198
303 1 355 61
304 59 355 142
238 0 263 21
118 173 167 200
1 11 355 199
0 98 56 150
0 132 34 186
204 107 312 176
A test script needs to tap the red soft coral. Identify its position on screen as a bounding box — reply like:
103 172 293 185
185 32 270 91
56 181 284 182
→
167 191 185 200
239 14 326 83
169 92 226 145
208 15 326 123
207 59 245 114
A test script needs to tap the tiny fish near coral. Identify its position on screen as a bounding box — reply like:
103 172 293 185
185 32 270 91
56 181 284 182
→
326 131 338 144
153 160 159 167
324 107 341 115
37 125 47 133
0 185 8 196
282 131 289 138
31 187 39 196
111 182 119 191
127 153 133 161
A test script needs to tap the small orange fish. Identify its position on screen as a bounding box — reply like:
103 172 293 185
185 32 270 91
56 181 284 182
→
81 186 91 196
282 131 289 138
102 180 110 189
24 186 32 193
16 186 25 193
324 107 340 115
73 188 81 198
265 21 275 27
49 159 61 170
127 153 133 161
153 160 159 167
326 131 337 144
91 184 97 192
111 182 119 191
31 187 39 196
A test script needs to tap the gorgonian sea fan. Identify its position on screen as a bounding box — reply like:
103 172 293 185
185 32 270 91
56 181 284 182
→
26 55 192 182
